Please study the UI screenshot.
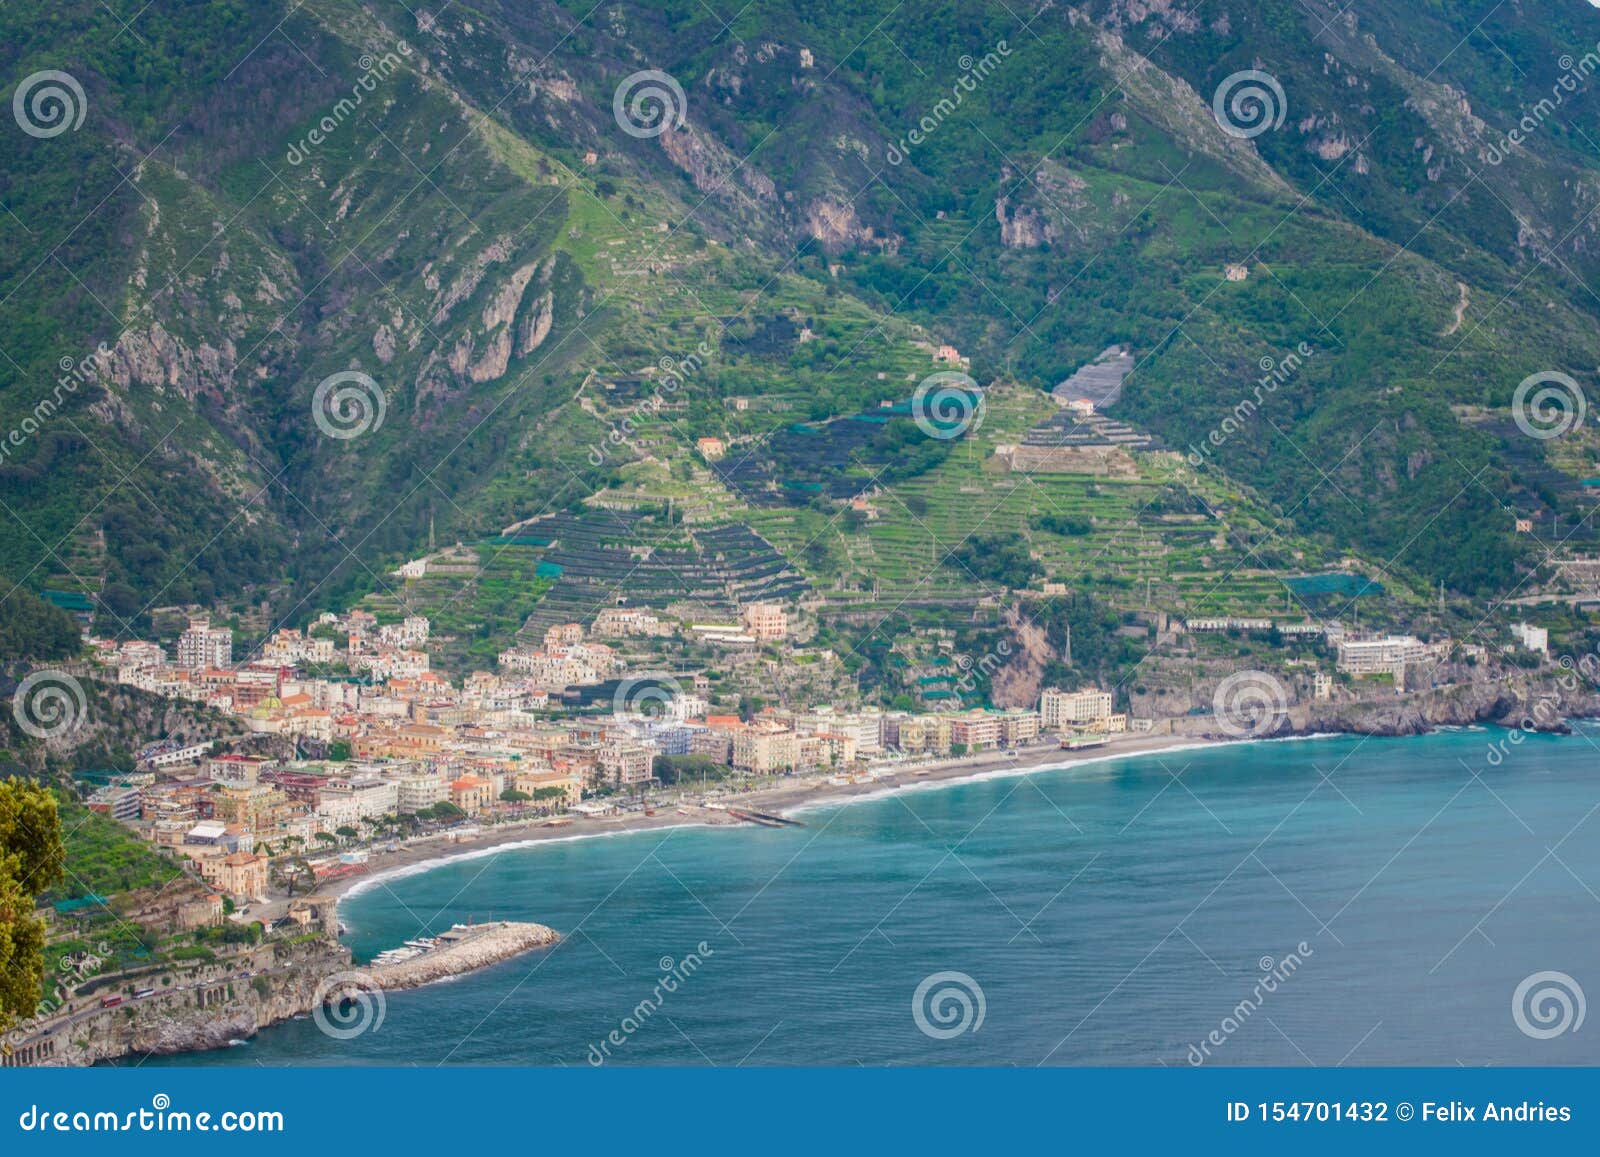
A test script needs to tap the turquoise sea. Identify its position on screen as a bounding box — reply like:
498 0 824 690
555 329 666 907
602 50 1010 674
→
167 730 1600 1066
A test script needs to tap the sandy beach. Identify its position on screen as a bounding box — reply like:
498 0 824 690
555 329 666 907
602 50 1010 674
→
310 732 1220 914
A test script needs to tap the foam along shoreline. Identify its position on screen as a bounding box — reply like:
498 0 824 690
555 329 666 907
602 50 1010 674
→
322 732 1229 911
359 921 560 990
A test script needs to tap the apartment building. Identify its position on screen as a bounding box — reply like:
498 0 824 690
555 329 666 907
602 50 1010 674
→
1336 635 1448 676
732 723 799 773
176 616 232 669
600 742 655 787
592 608 670 638
741 602 789 641
1039 687 1114 730
948 710 1010 752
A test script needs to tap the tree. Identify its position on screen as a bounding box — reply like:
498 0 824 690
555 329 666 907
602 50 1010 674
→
313 832 337 848
0 780 66 1031
0 591 80 661
500 789 531 802
269 856 315 897
335 826 358 843
327 740 353 761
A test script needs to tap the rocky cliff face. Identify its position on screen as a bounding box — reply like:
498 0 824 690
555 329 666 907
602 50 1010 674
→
2 669 249 775
1296 681 1600 739
29 937 351 1067
1160 676 1600 742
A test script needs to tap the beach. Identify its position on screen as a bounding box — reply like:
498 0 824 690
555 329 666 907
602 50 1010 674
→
310 732 1217 914
177 726 1600 1069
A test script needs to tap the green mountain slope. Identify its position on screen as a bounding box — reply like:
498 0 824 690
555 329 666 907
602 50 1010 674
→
3 0 1600 650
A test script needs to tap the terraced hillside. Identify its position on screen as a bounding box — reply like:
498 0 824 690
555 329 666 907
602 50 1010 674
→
5 0 1600 651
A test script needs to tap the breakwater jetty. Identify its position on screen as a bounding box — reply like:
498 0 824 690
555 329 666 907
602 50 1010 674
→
359 921 560 989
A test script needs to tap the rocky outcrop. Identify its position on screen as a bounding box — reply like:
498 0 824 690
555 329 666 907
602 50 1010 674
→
483 262 540 333
16 936 351 1066
15 922 561 1066
430 237 514 325
991 603 1054 709
373 323 398 363
97 323 239 405
468 328 514 383
1162 678 1600 742
657 123 776 208
1297 682 1595 738
1 670 248 775
996 194 1054 249
467 261 549 381
516 289 554 356
802 198 895 254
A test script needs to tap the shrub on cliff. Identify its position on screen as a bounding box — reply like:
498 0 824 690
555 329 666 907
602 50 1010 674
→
0 778 66 1031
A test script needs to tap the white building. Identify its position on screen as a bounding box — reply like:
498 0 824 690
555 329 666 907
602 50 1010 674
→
593 608 670 638
1510 622 1549 656
378 616 431 648
1184 617 1273 633
497 642 620 687
316 777 399 828
396 774 446 813
1040 687 1114 729
1336 635 1448 676
176 616 232 669
141 741 216 770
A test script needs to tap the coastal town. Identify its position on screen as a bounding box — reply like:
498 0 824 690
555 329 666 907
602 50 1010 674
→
11 535 1577 1071
89 605 1074 906
65 598 1545 912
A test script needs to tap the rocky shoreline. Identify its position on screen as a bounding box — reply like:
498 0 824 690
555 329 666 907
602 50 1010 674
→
1293 679 1600 738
